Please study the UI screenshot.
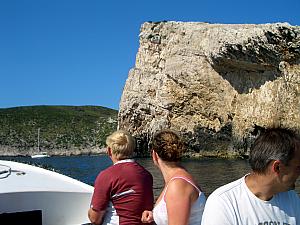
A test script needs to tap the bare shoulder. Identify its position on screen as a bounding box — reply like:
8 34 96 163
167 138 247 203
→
166 175 199 199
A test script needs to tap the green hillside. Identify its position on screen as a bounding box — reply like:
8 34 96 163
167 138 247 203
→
0 105 118 155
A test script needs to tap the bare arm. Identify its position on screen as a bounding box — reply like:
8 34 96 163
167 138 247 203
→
88 208 106 225
165 179 198 225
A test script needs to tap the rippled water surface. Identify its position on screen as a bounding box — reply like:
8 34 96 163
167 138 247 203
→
1 155 299 197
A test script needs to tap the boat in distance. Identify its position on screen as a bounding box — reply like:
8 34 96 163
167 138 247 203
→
31 128 50 159
0 160 93 225
31 152 50 159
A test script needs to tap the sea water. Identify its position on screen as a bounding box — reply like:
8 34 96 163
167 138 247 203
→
1 155 299 197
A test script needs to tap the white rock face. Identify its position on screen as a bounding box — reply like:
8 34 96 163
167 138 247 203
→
119 22 300 156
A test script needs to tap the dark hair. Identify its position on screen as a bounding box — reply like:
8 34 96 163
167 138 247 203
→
151 130 185 162
249 127 300 173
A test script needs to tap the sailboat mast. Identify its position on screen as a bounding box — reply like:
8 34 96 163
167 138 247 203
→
37 128 40 152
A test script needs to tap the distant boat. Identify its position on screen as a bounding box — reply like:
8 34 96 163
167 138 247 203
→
31 128 50 159
31 153 50 159
0 160 93 225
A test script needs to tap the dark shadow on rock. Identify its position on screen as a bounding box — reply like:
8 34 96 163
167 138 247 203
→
210 26 300 94
135 133 151 157
211 58 279 94
231 124 266 156
185 123 233 153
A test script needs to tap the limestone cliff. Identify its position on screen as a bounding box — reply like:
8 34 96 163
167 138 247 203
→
118 22 300 157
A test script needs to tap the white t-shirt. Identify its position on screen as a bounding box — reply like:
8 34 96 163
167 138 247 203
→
201 175 300 225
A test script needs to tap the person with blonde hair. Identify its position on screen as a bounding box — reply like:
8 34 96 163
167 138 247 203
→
88 130 154 225
142 130 206 225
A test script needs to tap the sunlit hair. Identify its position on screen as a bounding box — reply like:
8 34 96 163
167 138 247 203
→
249 127 300 173
106 130 135 160
151 130 185 162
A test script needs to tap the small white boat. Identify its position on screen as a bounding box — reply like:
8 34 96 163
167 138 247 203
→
31 128 50 159
0 160 93 225
31 152 50 159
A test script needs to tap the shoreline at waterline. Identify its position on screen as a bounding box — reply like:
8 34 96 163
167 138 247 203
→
0 147 249 159
0 147 107 157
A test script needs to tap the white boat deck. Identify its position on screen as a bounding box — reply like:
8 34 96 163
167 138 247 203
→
0 160 93 193
0 160 94 225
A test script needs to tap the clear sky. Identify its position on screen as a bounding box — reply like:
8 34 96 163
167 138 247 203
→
0 0 299 110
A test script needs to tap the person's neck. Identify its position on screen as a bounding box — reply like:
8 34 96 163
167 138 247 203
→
158 160 184 184
111 157 134 164
110 155 119 164
245 172 276 201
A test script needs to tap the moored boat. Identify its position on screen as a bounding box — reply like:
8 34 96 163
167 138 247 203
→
31 128 50 159
31 152 50 159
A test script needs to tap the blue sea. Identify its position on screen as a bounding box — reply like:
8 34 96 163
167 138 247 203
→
1 155 299 197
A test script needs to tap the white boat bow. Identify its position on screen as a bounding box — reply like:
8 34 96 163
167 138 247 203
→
0 160 93 225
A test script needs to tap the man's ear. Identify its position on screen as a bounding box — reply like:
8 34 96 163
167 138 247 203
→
272 160 281 174
107 147 112 157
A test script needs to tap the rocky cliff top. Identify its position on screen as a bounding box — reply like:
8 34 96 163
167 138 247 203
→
119 22 300 157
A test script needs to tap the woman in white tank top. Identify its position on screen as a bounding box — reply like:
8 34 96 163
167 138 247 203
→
141 130 206 225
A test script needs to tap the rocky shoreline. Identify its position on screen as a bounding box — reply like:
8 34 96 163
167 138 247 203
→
0 146 247 159
184 150 249 159
0 146 107 157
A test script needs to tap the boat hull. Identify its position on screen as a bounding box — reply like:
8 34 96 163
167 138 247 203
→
0 192 92 224
0 160 93 225
31 154 50 159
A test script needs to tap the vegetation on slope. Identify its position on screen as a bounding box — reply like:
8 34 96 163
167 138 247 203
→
0 105 118 155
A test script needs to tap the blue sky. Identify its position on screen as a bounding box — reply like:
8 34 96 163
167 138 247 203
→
0 0 299 110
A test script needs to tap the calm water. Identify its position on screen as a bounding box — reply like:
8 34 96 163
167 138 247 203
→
1 155 299 197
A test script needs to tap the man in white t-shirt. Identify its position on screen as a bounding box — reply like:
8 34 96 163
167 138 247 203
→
201 127 300 225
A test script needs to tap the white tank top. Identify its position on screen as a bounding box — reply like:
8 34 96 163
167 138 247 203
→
153 176 206 225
